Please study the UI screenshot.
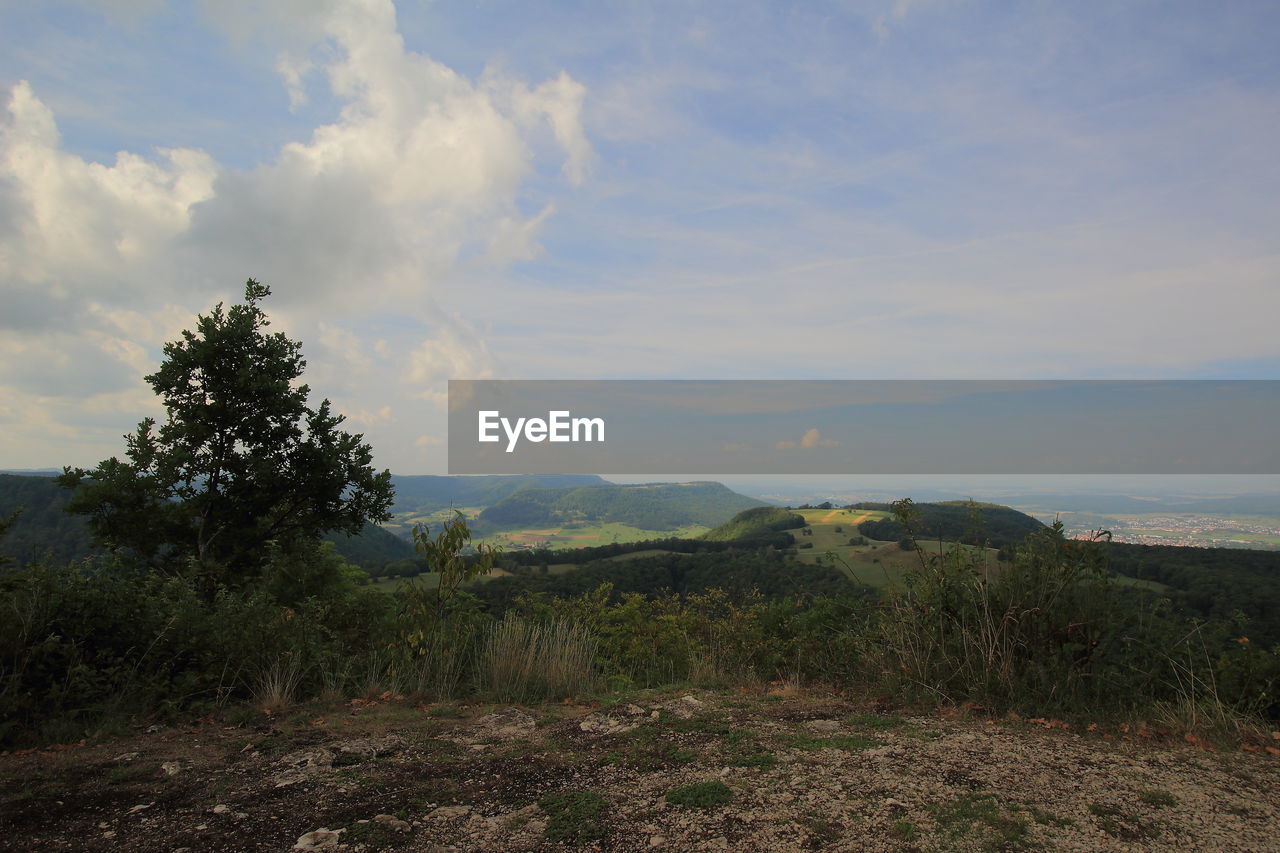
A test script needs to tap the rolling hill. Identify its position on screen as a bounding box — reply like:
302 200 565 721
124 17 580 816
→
477 482 766 532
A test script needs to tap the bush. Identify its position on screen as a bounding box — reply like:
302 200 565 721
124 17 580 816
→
666 780 732 808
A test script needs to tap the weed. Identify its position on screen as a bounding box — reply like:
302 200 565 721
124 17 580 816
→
666 780 732 809
932 793 1030 850
845 713 906 729
105 762 154 786
789 734 879 751
540 790 607 843
1138 788 1177 808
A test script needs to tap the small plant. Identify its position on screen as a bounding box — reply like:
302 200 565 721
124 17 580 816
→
666 780 732 809
891 820 918 841
845 713 905 729
789 734 879 751
540 790 607 843
426 704 463 718
932 793 1029 849
1138 788 1177 808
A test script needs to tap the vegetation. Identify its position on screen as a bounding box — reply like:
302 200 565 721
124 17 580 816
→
477 481 764 531
57 281 393 595
701 506 806 542
665 780 732 809
855 500 1044 549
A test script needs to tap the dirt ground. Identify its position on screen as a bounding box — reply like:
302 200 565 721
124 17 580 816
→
2 690 1278 852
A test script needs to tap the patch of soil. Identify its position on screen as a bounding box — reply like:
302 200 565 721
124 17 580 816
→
2 691 1278 852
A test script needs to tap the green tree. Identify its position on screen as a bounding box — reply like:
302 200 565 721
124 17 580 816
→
59 280 394 592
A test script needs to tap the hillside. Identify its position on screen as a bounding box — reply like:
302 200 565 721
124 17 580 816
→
0 473 101 565
390 474 608 515
701 506 807 542
855 500 1045 549
477 482 765 532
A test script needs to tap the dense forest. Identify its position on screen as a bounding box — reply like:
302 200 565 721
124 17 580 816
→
854 500 1045 549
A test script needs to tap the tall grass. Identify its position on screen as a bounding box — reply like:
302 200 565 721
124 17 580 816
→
478 613 597 703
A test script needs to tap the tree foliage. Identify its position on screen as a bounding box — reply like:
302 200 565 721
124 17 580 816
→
58 280 393 591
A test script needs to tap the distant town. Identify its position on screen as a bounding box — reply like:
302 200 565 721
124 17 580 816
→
1064 515 1280 549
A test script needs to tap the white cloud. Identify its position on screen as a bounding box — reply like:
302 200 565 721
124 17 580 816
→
0 0 590 470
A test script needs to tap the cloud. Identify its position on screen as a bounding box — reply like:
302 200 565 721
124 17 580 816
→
776 428 840 450
0 0 590 470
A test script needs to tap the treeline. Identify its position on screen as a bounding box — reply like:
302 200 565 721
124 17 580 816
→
1106 542 1280 648
371 529 799 579
854 500 1044 549
470 549 867 613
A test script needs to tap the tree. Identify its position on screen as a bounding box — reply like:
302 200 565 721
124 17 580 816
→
59 280 394 592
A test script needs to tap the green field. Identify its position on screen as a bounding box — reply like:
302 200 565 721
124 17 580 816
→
476 521 710 550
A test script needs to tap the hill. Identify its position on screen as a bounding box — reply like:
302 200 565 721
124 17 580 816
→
0 473 101 565
701 506 807 542
390 474 608 514
477 482 765 532
854 500 1045 548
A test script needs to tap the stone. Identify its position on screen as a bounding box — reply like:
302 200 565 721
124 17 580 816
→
373 813 411 832
805 719 840 734
429 805 472 820
293 828 343 850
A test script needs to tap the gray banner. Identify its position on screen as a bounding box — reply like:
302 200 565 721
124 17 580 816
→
447 380 1279 475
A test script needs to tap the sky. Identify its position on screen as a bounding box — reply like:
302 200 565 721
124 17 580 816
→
1 0 1278 475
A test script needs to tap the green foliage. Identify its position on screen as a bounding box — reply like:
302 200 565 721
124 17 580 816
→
57 281 393 594
857 499 1044 548
539 790 607 843
872 505 1183 714
701 506 806 542
0 556 394 745
0 476 101 566
394 512 497 697
665 780 731 808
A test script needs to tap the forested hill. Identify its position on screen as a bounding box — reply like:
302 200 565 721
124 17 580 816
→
855 500 1045 548
477 482 765 531
0 473 413 570
389 474 608 514
701 506 807 542
0 473 100 565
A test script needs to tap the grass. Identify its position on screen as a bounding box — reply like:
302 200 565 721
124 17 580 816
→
603 724 698 771
721 728 777 768
540 790 607 843
1089 802 1163 841
789 734 880 751
931 793 1030 850
1137 788 1178 808
845 713 906 729
666 780 732 809
477 613 597 703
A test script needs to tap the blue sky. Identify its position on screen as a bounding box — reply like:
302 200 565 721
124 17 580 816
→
1 0 1278 473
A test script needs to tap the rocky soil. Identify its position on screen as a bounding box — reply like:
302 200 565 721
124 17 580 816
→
2 690 1278 852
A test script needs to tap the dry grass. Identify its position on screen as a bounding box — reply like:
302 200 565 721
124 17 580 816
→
478 613 598 703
